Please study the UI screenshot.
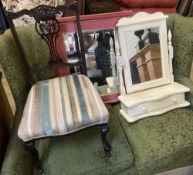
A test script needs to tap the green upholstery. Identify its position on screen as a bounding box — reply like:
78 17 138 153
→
1 105 134 175
0 29 29 108
0 27 54 108
1 106 33 175
16 27 54 81
118 105 193 175
34 105 134 175
172 16 193 79
171 15 193 107
1 14 193 175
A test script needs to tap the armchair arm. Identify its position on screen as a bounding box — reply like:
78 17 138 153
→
177 77 193 108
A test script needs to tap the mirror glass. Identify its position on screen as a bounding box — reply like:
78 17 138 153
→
63 29 118 95
128 27 162 85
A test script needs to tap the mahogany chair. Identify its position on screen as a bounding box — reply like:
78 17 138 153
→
4 1 111 173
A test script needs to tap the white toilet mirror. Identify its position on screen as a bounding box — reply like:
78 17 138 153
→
115 12 190 123
116 12 172 93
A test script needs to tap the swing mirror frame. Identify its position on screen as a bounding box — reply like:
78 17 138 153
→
116 12 172 94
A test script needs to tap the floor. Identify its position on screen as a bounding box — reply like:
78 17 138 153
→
156 165 193 175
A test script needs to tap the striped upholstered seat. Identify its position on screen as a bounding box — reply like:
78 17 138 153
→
18 74 109 142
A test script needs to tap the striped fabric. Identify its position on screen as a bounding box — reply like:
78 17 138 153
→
18 74 109 142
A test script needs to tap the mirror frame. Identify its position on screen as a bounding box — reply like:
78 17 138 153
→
55 11 133 103
116 12 172 94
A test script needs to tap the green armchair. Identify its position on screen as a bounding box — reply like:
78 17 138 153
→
1 14 193 175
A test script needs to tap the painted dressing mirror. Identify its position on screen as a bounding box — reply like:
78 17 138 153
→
115 12 189 123
116 12 172 94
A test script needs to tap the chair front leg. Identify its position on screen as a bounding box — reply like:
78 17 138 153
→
100 124 111 155
25 141 44 173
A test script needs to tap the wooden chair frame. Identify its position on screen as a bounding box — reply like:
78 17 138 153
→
4 1 111 173
4 1 87 84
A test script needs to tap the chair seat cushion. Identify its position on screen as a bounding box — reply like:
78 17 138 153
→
18 74 109 142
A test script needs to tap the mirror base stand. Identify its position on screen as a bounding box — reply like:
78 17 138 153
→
118 82 190 123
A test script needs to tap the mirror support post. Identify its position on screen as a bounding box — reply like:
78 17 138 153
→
110 37 117 92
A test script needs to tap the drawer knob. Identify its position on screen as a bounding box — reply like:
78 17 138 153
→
141 106 147 111
171 98 177 104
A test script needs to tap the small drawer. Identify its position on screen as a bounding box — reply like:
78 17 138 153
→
127 93 185 116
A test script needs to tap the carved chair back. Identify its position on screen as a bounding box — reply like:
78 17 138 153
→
4 1 87 85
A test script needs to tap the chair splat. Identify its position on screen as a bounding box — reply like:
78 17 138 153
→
4 1 87 84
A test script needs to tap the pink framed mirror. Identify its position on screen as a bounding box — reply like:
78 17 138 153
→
54 11 133 103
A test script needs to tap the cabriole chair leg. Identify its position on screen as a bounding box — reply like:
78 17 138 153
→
25 141 44 174
100 124 111 155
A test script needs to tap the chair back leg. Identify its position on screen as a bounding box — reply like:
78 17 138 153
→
25 141 44 174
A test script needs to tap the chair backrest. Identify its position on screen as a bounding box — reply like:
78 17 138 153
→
4 0 87 85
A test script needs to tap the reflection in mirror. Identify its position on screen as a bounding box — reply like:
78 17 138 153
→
63 29 118 95
128 27 162 85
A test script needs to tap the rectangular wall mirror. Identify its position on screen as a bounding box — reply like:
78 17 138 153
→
64 29 114 86
57 11 133 103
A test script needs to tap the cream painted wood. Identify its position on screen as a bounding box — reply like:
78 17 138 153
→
109 37 118 92
119 82 190 123
114 29 126 95
168 30 174 83
116 12 172 93
115 12 190 122
106 36 119 93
